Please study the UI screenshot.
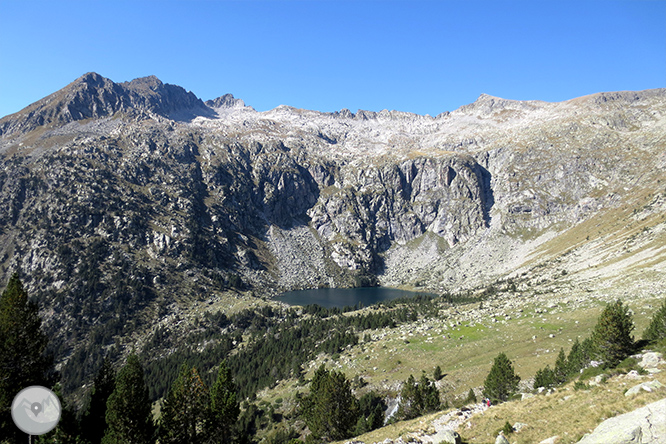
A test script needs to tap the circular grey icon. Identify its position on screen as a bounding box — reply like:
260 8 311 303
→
11 386 61 435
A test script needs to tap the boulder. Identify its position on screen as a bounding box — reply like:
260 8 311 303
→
638 352 665 373
539 436 560 444
624 380 664 397
576 398 666 443
430 428 461 444
495 433 510 444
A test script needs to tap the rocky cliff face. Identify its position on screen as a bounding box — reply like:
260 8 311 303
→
1 73 665 384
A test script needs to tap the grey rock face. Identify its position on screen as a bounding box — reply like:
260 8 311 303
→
205 94 246 109
0 73 212 136
576 398 666 444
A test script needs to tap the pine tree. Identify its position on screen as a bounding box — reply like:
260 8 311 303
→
103 354 155 444
0 273 54 442
160 364 209 444
643 297 666 342
533 365 555 389
553 348 568 384
465 388 477 404
208 360 240 443
397 374 421 420
397 373 440 420
354 392 385 436
433 365 443 381
81 356 116 444
301 365 359 441
482 353 520 404
591 300 635 367
419 373 440 413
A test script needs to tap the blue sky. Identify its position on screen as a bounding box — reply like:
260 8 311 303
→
1 1 664 118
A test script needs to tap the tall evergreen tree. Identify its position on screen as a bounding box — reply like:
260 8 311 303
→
419 373 441 414
591 300 635 367
354 392 385 436
553 348 568 384
160 364 209 444
0 273 54 442
397 374 421 420
643 297 666 342
103 354 154 444
208 360 240 444
533 365 555 389
81 356 116 444
397 373 440 420
482 353 520 404
301 365 359 441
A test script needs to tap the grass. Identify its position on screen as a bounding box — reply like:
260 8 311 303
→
331 361 666 444
460 369 666 444
245 273 665 443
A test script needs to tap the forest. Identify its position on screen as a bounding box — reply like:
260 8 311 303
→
2 272 666 444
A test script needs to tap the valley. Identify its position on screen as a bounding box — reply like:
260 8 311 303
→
0 73 665 443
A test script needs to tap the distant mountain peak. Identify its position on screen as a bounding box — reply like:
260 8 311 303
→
0 73 213 137
205 93 247 110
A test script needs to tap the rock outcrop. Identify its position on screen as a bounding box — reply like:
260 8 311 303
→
576 398 666 444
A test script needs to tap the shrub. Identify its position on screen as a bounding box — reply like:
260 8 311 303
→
573 381 590 391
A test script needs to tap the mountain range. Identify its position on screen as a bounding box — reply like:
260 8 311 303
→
1 73 665 395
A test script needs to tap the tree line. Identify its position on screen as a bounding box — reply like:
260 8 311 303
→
482 297 666 404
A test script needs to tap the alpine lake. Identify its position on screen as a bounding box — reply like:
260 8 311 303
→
276 287 434 309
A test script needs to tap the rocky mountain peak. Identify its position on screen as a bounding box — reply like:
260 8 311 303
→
0 72 213 137
205 93 247 110
453 93 547 118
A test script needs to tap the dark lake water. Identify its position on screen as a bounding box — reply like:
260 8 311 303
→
276 287 432 308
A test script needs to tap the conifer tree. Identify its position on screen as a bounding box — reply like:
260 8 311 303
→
397 373 440 420
302 365 359 441
397 374 421 420
208 360 240 443
81 356 116 444
160 364 209 444
433 365 443 381
36 383 81 444
103 354 155 444
354 392 385 436
533 365 555 389
591 300 635 367
553 348 568 384
0 273 54 442
419 373 441 413
482 353 520 404
643 297 666 342
465 388 477 404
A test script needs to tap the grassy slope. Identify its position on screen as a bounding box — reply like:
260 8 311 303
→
251 271 664 443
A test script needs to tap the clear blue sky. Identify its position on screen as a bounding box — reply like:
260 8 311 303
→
1 0 664 118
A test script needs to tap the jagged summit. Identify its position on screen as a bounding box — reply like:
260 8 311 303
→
205 93 247 110
0 73 215 136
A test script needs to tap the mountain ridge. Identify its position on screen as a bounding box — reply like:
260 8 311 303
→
1 74 665 405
